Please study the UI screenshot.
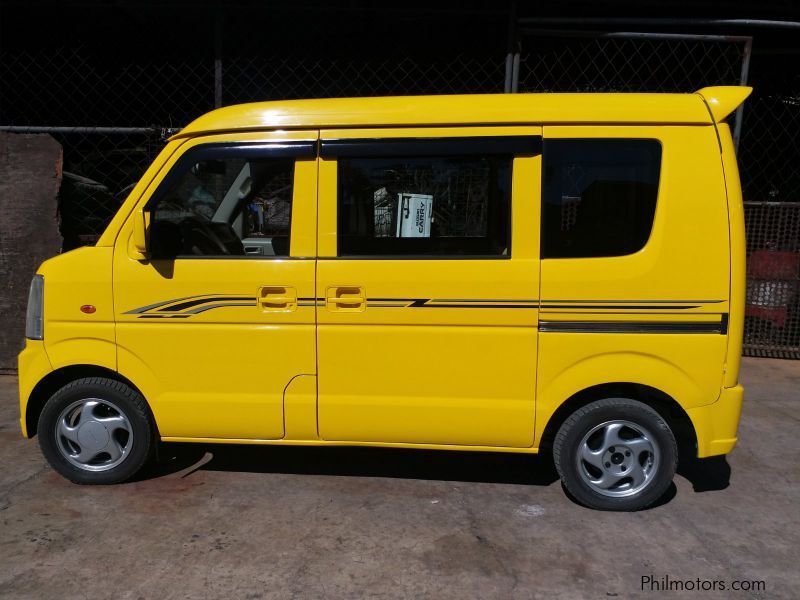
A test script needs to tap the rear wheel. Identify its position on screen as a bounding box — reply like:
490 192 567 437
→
553 398 677 511
38 377 155 484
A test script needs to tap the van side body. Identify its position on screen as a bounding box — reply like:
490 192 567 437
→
18 87 749 509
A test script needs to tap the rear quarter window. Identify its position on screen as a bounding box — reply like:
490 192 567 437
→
541 139 662 259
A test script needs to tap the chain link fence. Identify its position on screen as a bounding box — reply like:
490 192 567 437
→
1 24 798 357
743 202 800 358
738 60 800 357
514 29 798 358
223 55 506 103
516 32 747 93
0 46 506 247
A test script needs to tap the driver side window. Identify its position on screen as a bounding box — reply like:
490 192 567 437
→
149 149 295 259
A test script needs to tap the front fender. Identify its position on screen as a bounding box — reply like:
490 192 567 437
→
18 340 53 437
44 331 117 372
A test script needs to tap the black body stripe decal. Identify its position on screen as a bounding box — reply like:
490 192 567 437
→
374 298 536 304
128 294 259 317
184 303 255 314
539 320 727 334
124 295 200 314
368 298 538 309
125 295 728 333
721 312 729 332
540 304 701 310
159 296 253 312
542 299 725 304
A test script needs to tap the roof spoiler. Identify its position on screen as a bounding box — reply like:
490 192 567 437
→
696 86 753 123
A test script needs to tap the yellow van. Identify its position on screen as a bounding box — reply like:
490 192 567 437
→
18 86 750 510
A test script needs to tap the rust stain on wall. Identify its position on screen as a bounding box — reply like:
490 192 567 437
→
0 132 63 372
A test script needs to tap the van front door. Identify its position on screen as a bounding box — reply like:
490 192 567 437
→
315 128 541 447
113 131 318 440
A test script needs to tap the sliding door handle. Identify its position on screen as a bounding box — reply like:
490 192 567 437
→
258 286 297 311
326 286 366 311
261 296 294 305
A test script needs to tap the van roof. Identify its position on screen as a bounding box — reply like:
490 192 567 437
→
171 86 752 139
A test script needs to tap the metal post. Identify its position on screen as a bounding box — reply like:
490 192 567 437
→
0 126 159 134
504 54 513 93
504 1 517 93
214 15 223 108
733 37 753 152
519 28 751 43
518 17 800 30
511 52 520 93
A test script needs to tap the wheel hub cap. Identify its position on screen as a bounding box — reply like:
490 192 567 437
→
55 398 133 472
577 420 660 498
77 420 110 451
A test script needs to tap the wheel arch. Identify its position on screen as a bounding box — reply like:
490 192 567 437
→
25 365 154 438
538 382 697 462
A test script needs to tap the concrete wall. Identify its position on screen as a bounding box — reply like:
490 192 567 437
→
0 133 62 373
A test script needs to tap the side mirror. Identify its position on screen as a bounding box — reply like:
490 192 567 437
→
128 210 149 260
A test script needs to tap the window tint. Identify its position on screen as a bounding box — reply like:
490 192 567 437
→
149 155 294 258
338 156 512 257
541 139 661 259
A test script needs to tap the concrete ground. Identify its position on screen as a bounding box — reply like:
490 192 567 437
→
0 358 798 599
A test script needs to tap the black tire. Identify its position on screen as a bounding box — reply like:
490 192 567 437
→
38 377 155 484
553 398 678 511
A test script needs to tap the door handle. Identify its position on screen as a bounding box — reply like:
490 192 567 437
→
258 286 297 311
326 286 366 311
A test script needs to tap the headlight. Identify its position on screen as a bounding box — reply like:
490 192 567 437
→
25 275 44 340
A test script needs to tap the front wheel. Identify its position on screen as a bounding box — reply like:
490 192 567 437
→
553 398 677 511
38 377 155 484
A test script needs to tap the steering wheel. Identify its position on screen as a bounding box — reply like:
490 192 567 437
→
181 217 230 255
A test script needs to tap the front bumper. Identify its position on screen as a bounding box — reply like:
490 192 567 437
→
687 384 744 458
17 339 52 438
